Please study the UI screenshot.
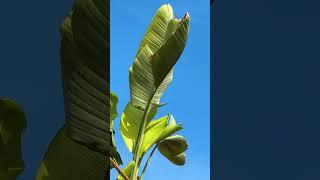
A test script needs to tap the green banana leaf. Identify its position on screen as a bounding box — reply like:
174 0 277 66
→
36 126 107 180
157 135 188 166
0 98 26 180
61 0 110 155
135 4 174 56
129 4 190 110
119 3 190 161
119 102 158 153
37 0 116 179
139 115 182 158
120 103 183 158
110 93 122 165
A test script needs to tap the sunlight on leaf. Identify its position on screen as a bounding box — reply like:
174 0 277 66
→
114 3 190 179
140 115 182 158
119 102 157 152
129 4 190 111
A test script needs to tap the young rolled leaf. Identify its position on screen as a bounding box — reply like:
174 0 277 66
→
157 135 188 166
0 98 26 180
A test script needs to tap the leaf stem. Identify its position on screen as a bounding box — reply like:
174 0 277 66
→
140 145 157 179
131 91 156 180
110 157 130 180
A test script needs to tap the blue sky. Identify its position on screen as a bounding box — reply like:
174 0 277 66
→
111 1 210 179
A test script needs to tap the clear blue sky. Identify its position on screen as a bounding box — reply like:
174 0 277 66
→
111 1 210 179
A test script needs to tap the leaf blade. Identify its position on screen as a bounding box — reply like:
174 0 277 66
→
157 135 188 166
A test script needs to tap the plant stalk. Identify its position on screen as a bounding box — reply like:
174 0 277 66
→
131 91 156 180
140 145 157 179
110 157 130 180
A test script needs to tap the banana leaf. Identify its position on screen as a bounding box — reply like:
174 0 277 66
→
0 98 26 180
61 0 110 155
37 0 117 179
36 126 107 180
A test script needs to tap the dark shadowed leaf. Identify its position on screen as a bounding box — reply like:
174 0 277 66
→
37 0 112 179
36 126 107 180
60 0 110 155
110 92 122 165
0 98 26 179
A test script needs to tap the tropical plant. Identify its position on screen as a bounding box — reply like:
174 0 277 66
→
2 0 112 179
110 4 190 180
37 0 112 179
0 2 190 180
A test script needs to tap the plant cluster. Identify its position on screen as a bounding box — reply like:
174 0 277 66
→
110 4 191 180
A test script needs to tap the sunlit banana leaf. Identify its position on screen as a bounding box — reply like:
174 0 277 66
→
120 102 182 158
139 115 182 158
135 4 173 56
157 135 188 166
0 98 26 180
119 102 157 153
129 4 190 110
120 3 189 159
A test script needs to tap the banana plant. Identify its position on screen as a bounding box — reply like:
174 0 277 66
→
1 0 119 179
37 0 118 179
111 4 190 180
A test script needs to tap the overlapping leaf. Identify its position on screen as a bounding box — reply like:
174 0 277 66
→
60 0 110 155
110 93 122 165
135 4 174 57
139 115 182 158
119 102 157 153
120 3 190 165
116 4 190 179
0 98 26 180
37 0 111 179
36 127 107 180
157 135 188 166
129 4 190 110
120 103 182 158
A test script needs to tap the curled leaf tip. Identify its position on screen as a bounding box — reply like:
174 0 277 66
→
184 12 190 19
